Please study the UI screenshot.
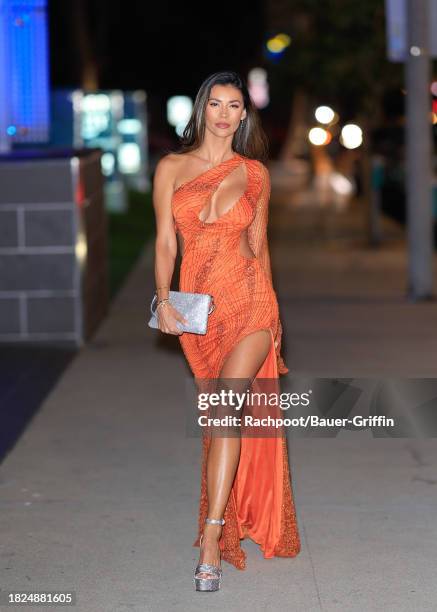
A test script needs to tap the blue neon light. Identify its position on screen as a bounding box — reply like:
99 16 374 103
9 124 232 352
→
0 0 49 147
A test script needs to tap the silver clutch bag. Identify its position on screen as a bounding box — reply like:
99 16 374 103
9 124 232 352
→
148 290 215 335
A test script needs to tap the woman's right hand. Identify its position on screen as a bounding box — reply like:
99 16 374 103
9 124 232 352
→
157 302 188 335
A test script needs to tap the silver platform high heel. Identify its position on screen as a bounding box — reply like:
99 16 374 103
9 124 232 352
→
194 517 225 592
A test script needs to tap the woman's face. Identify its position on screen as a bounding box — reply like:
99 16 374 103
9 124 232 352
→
204 84 247 138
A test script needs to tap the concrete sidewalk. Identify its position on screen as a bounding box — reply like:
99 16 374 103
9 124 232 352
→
1 172 437 611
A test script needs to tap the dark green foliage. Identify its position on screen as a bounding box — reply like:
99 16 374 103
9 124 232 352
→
108 188 155 299
271 0 404 117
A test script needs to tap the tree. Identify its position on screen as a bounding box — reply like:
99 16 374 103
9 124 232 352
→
266 0 404 160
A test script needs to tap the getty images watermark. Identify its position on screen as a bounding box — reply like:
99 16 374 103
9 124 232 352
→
182 377 437 438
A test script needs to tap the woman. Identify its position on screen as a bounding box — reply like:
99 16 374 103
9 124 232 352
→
152 71 301 591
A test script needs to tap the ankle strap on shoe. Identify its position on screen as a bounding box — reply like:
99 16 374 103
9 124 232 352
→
205 517 225 526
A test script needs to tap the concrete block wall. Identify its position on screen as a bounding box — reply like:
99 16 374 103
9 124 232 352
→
0 149 109 345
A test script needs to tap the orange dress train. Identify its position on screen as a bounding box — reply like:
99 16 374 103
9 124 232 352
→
171 152 301 569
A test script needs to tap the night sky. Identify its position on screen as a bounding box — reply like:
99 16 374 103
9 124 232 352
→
48 0 284 151
49 0 265 96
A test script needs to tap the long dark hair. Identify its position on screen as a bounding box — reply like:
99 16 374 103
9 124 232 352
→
174 71 269 163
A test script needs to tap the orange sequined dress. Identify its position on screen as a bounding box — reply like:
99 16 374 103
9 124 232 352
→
171 151 301 570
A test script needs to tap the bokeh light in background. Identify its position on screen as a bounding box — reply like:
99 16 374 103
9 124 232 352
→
79 93 113 140
117 119 142 136
266 33 291 56
308 126 331 146
248 67 269 109
101 151 115 176
72 90 129 211
340 124 363 149
118 142 141 174
167 95 193 136
314 105 335 125
329 172 354 196
116 119 142 173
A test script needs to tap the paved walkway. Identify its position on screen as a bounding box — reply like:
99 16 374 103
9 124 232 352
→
1 163 437 611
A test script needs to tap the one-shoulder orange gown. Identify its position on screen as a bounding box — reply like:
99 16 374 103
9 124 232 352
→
171 151 301 570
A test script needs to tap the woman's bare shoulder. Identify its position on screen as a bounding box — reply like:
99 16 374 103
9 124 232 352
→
154 153 185 190
155 152 192 187
155 152 182 173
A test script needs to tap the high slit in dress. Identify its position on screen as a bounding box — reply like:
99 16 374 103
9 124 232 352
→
171 151 301 569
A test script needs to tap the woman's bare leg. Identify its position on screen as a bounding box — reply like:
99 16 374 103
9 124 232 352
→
197 329 271 574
